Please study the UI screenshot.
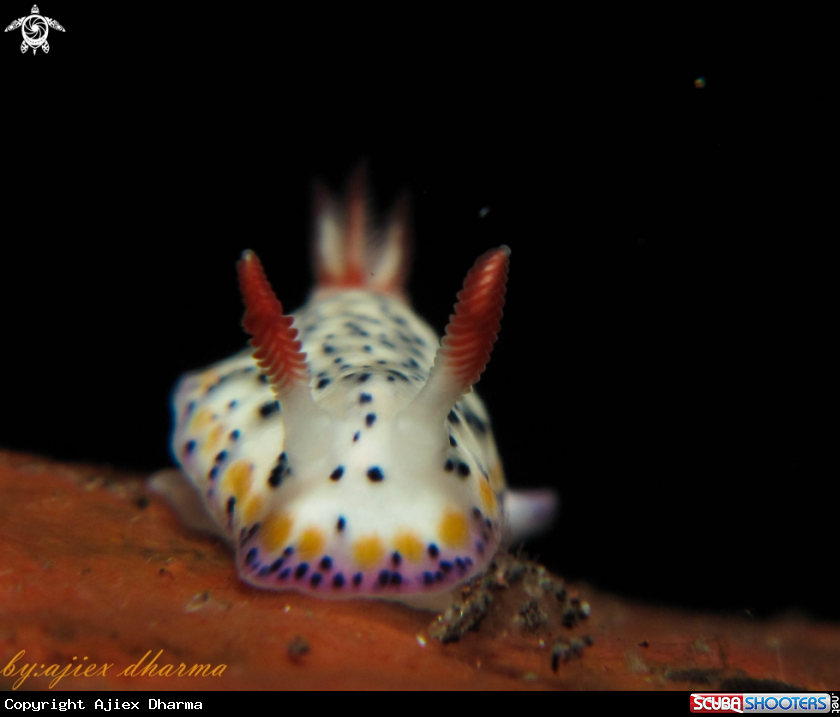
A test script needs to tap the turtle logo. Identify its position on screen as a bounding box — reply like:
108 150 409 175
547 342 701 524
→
5 5 64 55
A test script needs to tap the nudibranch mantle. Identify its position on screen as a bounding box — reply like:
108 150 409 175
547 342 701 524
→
165 169 556 609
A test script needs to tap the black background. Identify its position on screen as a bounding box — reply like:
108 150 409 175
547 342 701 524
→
2 6 834 620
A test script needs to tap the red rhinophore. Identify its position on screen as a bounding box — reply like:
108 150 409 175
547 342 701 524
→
312 162 367 289
237 250 309 393
438 246 510 391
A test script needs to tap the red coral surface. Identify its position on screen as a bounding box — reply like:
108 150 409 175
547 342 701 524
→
1 451 837 691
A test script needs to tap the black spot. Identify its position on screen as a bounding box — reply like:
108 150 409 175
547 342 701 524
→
310 573 322 587
387 369 409 382
389 572 402 585
353 431 360 443
320 556 332 571
259 400 280 418
323 345 335 354
184 401 196 418
226 496 235 515
294 563 308 580
269 453 288 488
228 400 238 410
464 557 473 567
330 466 344 481
381 339 397 349
268 558 284 573
423 572 435 586
333 574 345 588
230 429 240 441
391 552 402 567
337 516 346 532
443 459 454 472
363 345 372 353
352 573 363 586
476 541 485 554
428 544 440 559
208 466 219 480
435 571 444 582
346 321 370 337
472 507 483 519
439 561 453 573
359 392 373 404
367 467 384 482
258 373 269 384
245 548 258 566
283 546 294 557
334 357 343 364
247 523 260 540
456 462 471 477
215 450 228 464
279 568 290 580
357 373 371 383
393 316 407 326
455 558 466 572
316 377 331 389
378 570 390 586
184 440 196 455
136 496 149 510
386 375 395 382
365 413 377 427
448 435 457 447
447 410 460 424
463 408 487 435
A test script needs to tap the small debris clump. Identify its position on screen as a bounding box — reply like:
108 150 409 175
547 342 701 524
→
287 635 310 662
427 552 592 671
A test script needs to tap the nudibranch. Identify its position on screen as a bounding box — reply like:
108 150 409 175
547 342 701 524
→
165 168 556 609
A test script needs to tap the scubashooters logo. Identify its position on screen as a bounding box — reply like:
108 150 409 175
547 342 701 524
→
690 693 833 714
4 5 64 55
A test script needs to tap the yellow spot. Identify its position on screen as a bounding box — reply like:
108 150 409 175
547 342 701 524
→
189 408 215 432
438 510 469 549
479 479 497 514
222 460 253 500
243 495 264 524
488 461 505 491
262 512 293 552
393 531 424 563
297 527 326 560
352 534 385 569
199 372 220 391
203 424 225 453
